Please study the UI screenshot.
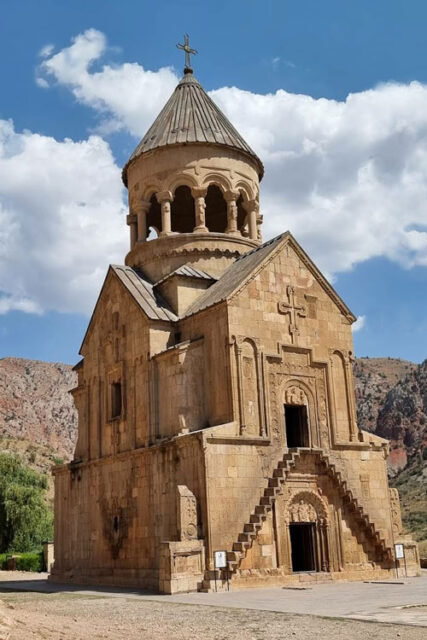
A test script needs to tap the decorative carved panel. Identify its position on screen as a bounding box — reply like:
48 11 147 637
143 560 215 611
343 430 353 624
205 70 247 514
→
389 488 403 536
177 485 198 541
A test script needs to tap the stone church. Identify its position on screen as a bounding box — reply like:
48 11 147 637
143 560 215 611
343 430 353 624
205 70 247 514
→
51 53 419 592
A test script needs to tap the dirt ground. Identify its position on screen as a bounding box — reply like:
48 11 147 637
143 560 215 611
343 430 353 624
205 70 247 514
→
0 592 425 640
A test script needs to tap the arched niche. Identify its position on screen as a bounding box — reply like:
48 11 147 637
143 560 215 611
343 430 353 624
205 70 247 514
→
330 350 351 441
146 193 161 239
205 184 228 233
170 185 195 233
241 339 261 436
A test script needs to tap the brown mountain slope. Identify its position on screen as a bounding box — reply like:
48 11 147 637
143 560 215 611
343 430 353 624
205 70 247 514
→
0 357 77 472
353 357 417 433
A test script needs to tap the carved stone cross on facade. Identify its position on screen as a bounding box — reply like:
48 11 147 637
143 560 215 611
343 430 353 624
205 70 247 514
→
278 285 307 343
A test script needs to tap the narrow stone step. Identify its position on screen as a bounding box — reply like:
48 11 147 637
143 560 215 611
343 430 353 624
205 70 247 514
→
238 532 252 543
264 487 277 498
250 513 262 524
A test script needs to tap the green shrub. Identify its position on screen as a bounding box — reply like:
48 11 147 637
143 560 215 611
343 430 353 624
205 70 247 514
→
15 552 44 572
0 551 44 572
0 453 53 553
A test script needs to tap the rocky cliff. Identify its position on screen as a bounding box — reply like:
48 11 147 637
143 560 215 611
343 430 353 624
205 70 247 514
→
0 357 77 473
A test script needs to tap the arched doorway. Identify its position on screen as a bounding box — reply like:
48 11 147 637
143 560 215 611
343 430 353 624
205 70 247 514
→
285 491 330 573
283 385 311 448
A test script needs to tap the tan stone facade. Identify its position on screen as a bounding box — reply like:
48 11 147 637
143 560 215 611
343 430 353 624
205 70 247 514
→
51 68 420 593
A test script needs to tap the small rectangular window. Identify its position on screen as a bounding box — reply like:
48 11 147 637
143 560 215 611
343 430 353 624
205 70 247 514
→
111 382 122 419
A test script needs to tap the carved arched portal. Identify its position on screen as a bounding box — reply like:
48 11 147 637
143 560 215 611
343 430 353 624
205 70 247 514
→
284 491 330 573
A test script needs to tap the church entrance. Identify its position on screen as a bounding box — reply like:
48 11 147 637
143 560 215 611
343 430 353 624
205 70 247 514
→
289 523 316 572
284 404 309 448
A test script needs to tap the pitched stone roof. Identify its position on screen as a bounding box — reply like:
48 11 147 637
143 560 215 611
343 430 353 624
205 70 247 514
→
111 265 178 321
154 263 217 287
122 70 264 184
183 234 288 317
81 233 355 354
182 232 356 321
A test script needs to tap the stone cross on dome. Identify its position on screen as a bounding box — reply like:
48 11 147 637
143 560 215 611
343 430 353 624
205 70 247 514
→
176 34 198 73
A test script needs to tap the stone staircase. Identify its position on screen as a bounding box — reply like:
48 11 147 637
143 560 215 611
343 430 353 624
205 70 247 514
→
205 447 393 589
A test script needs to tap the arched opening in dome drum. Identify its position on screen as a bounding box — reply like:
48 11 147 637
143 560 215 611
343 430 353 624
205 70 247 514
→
237 194 248 236
171 186 195 233
205 185 228 233
146 194 161 239
147 226 159 240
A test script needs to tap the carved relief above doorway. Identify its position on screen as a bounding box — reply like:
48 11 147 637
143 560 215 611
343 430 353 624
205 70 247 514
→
265 345 330 448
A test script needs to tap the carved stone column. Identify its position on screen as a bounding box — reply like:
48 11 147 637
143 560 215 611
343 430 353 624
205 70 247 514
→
133 199 150 243
244 199 259 241
126 213 138 249
224 189 240 235
232 336 246 434
318 519 330 572
191 187 208 232
156 190 173 236
344 351 358 442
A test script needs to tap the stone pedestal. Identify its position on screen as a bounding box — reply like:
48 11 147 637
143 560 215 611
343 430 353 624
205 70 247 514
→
394 537 421 577
159 540 205 594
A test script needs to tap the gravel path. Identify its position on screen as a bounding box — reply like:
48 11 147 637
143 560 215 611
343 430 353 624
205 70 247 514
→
0 592 425 640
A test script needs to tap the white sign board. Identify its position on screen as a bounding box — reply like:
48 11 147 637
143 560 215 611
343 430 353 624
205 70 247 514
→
395 543 404 559
214 550 227 569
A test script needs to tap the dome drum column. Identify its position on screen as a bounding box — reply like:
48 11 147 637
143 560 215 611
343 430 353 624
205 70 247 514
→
126 213 138 249
134 200 151 243
244 199 260 242
191 187 208 233
157 191 174 236
225 189 241 236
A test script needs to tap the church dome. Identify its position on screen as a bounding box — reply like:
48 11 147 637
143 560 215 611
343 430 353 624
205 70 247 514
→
122 69 263 186
123 58 264 283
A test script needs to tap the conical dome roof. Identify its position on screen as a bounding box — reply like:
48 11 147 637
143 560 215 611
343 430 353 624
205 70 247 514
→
122 70 263 185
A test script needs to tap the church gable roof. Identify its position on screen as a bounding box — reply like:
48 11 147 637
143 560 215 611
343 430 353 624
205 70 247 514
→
183 232 356 321
122 71 264 184
183 233 288 316
80 265 177 353
111 265 178 322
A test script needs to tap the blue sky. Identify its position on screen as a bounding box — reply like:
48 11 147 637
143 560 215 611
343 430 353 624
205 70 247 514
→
1 0 427 364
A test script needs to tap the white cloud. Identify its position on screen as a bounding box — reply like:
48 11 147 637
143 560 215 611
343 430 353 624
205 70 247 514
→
2 29 427 318
0 119 127 315
35 30 427 279
0 294 42 315
38 44 54 59
352 315 366 333
37 29 178 137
